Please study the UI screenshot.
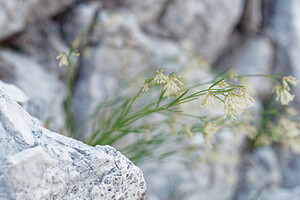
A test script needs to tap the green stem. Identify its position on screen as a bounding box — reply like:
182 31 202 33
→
66 51 74 137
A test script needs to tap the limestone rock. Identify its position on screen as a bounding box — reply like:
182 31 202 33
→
62 2 101 46
156 0 245 61
239 0 263 33
13 20 71 80
0 80 28 105
123 0 169 26
0 49 66 131
276 149 300 188
142 131 245 200
233 147 300 200
217 35 274 99
0 0 75 41
0 87 146 200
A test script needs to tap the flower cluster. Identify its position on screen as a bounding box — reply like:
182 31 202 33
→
203 122 219 147
56 52 68 67
200 92 217 108
142 83 149 92
224 88 255 120
217 80 229 89
273 76 298 105
56 37 81 67
151 70 183 96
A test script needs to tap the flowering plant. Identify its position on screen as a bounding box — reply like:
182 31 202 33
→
57 45 298 163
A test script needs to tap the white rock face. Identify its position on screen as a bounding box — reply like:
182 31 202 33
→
0 0 75 41
0 88 146 200
159 0 245 61
0 49 66 131
234 147 300 200
239 0 263 32
142 131 245 200
0 80 28 105
14 20 71 80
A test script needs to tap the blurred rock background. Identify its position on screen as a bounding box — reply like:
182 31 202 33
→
1 0 300 199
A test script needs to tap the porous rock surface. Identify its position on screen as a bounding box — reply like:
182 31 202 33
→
0 88 146 200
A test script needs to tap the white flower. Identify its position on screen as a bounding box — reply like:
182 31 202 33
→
218 80 229 89
154 70 168 84
154 70 183 96
200 92 217 108
56 52 68 67
163 75 183 96
272 76 297 105
203 122 219 147
224 88 255 120
72 49 80 57
142 83 149 92
282 76 298 91
146 129 152 141
183 125 194 138
273 85 295 105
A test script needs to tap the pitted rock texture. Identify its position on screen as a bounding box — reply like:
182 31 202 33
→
0 88 146 200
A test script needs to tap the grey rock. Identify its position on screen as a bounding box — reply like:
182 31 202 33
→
0 0 75 41
253 186 300 200
234 147 282 200
0 87 146 200
0 80 28 105
276 148 300 188
142 131 245 200
72 11 151 139
218 35 274 99
13 20 71 80
158 0 245 61
239 0 263 33
123 0 169 26
0 49 66 132
62 2 101 46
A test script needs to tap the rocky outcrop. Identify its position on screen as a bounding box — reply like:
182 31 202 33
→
0 87 146 200
0 0 76 41
0 49 66 131
1 0 300 200
0 80 28 105
233 147 300 200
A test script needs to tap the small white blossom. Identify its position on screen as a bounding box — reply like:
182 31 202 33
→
56 52 68 67
142 83 149 92
218 80 229 89
273 85 295 105
154 70 168 84
146 129 152 141
224 88 255 120
200 92 217 108
163 75 183 96
72 49 80 57
282 76 298 91
183 125 194 138
203 122 219 138
203 122 219 147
